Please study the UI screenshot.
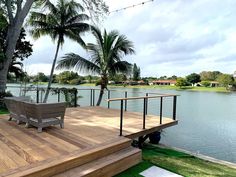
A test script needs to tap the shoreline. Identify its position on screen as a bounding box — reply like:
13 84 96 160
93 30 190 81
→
158 143 236 169
6 83 232 93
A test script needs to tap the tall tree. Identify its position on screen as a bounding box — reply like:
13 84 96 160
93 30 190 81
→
28 0 91 102
57 27 135 106
186 73 201 85
0 12 33 81
216 74 234 87
132 63 140 81
0 0 107 95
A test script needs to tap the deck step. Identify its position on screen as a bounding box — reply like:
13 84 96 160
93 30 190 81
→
5 137 133 177
54 147 142 177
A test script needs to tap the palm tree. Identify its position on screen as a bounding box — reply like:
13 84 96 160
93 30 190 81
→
28 0 90 102
57 27 135 106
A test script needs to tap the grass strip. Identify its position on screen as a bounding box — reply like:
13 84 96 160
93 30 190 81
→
116 144 236 177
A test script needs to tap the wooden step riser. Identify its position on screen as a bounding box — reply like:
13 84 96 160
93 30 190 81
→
11 139 132 177
82 150 142 177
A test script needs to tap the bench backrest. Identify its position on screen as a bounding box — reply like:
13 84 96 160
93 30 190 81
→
23 102 66 120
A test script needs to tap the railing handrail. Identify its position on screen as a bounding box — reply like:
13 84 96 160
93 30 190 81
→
106 94 179 102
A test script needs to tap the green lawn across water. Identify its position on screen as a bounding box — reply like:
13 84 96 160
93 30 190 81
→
116 144 236 177
80 83 229 93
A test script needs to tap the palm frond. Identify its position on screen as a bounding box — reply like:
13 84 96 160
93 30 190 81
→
44 0 58 15
109 61 132 75
66 14 89 25
56 53 100 74
64 30 86 48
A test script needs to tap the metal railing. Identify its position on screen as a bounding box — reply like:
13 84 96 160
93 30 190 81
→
107 94 178 136
6 85 179 136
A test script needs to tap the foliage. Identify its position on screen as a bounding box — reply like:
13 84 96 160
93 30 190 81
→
57 27 135 106
116 144 236 177
28 0 91 102
56 71 84 85
201 81 210 87
175 78 189 88
168 75 178 80
158 75 167 80
200 71 222 81
84 75 99 83
186 73 201 85
110 74 127 83
0 14 33 79
33 72 49 82
132 63 140 81
0 0 108 94
216 74 234 87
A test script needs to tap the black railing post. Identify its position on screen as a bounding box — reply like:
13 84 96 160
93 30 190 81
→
58 90 60 103
90 89 93 106
125 91 127 111
93 89 95 106
143 98 146 129
36 88 39 103
173 96 177 120
145 93 148 115
74 89 78 107
120 100 124 136
107 90 110 108
160 97 163 124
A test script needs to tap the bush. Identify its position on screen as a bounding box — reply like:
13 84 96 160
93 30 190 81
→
175 78 189 88
201 81 210 87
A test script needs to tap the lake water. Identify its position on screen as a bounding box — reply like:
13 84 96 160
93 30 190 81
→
6 84 236 163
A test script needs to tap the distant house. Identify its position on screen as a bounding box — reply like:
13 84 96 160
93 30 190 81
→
151 80 176 86
122 81 138 85
137 80 146 85
210 81 220 87
108 81 115 84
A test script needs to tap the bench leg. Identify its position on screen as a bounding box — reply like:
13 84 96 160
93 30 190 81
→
37 127 43 133
16 120 20 125
25 123 29 128
60 122 64 129
8 117 12 121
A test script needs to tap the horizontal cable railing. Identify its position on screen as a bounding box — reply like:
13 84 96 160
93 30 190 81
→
107 94 179 136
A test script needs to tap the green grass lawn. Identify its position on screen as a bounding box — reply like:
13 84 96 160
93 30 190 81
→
107 85 229 93
0 109 8 114
116 144 236 177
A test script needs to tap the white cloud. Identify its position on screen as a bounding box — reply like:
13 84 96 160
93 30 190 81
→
25 0 236 76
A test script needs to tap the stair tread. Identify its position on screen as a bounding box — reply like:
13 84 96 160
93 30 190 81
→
4 137 132 177
54 147 141 177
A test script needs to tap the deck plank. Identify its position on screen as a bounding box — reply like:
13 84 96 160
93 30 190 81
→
0 106 177 175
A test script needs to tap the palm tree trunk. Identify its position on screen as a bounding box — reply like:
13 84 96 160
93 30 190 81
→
96 85 104 106
96 76 108 106
43 40 60 103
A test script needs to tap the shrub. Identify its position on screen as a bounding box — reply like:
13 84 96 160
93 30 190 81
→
201 81 210 87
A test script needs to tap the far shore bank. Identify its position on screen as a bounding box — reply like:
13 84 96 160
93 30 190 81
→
6 82 231 93
80 83 230 93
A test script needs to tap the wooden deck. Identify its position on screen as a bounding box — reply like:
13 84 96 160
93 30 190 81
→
0 106 178 177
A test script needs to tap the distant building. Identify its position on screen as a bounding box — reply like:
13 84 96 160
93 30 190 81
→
151 80 176 86
210 81 220 87
137 80 146 85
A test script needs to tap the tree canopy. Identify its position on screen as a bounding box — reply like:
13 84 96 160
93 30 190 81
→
57 27 135 105
132 63 140 81
186 73 201 85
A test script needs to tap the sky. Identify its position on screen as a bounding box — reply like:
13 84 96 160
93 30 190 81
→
23 0 236 77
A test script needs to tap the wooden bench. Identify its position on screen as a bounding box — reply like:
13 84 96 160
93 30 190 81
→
23 102 66 132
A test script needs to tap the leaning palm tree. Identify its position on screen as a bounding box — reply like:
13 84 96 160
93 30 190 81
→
28 0 90 102
57 27 135 106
